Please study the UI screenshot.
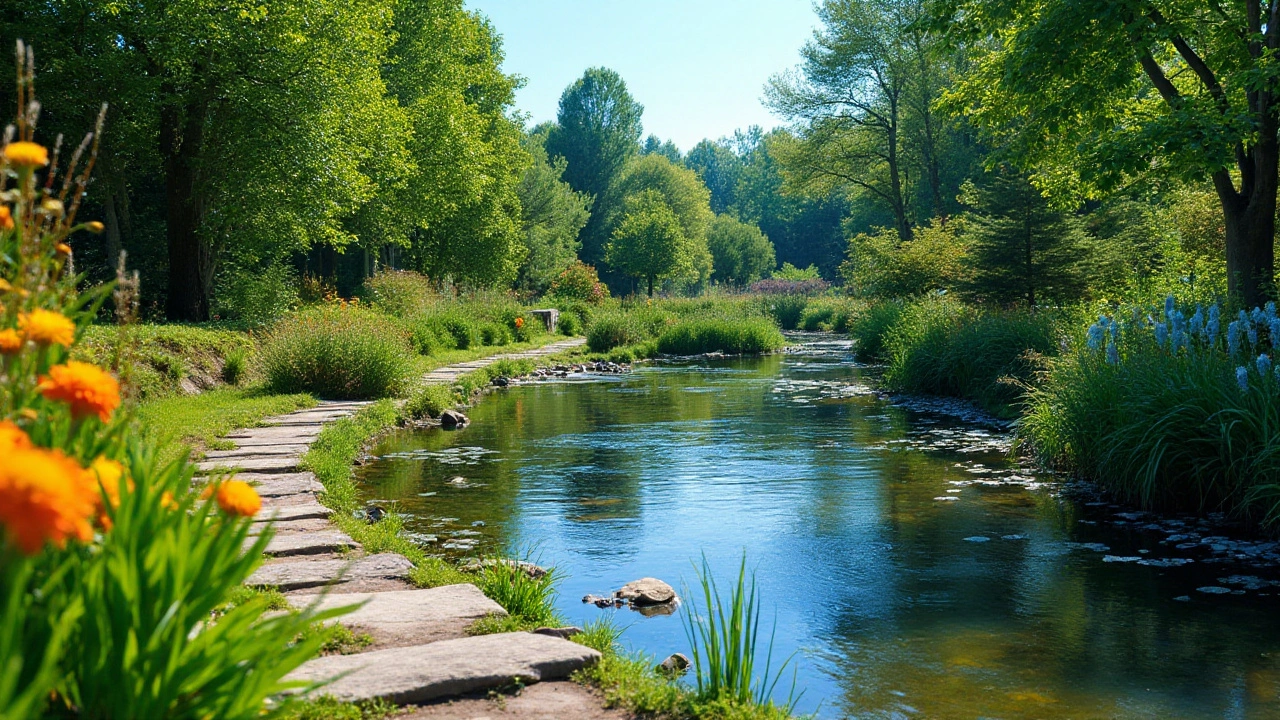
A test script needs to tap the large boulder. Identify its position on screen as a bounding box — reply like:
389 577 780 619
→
614 578 676 606
440 409 469 429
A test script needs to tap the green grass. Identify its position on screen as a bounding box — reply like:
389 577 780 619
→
471 559 563 628
135 386 315 462
272 696 398 720
76 323 255 400
848 299 904 361
261 306 416 399
656 317 786 356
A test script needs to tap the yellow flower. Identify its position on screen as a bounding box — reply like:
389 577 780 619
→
4 141 48 167
0 278 10 293
18 309 75 347
89 456 130 530
0 206 13 231
55 243 72 256
160 491 179 511
0 420 32 451
37 361 121 422
212 480 261 518
0 328 21 354
85 221 104 234
0 447 97 554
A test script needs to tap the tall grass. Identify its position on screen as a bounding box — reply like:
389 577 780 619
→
472 558 563 630
586 307 675 352
260 305 415 399
847 300 903 362
881 295 1059 416
1022 300 1280 523
656 317 786 355
683 556 797 713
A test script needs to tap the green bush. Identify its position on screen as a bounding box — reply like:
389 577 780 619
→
212 262 299 328
221 347 248 385
882 296 1059 415
480 322 513 346
1022 300 1280 524
403 317 452 356
432 313 480 350
765 294 809 330
586 307 674 352
404 383 454 420
362 270 438 319
558 312 582 336
261 306 415 399
656 318 786 355
848 300 904 361
797 299 859 332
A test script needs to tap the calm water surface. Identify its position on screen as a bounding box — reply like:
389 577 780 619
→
357 337 1280 719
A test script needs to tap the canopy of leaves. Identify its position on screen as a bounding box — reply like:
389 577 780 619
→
604 189 694 294
707 214 776 286
514 129 592 294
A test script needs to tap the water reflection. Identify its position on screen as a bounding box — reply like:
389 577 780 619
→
357 341 1280 718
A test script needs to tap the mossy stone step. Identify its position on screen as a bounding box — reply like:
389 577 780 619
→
247 553 413 591
285 632 601 704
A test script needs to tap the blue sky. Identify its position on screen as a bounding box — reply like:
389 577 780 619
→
466 0 821 152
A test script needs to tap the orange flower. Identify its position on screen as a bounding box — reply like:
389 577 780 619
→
37 361 121 422
514 317 524 329
4 141 49 167
0 420 31 451
0 206 13 231
18 309 75 347
212 480 260 518
0 328 20 354
89 457 130 530
55 243 72 256
0 447 97 554
159 491 179 511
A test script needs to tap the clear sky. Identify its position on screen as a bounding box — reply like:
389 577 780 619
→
465 0 820 152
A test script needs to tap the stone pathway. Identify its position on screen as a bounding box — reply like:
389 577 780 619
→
194 337 614 715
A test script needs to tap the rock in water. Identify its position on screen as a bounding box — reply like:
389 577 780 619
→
657 653 690 676
615 578 676 606
440 409 469 429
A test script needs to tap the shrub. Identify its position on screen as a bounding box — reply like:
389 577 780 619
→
212 262 299 328
882 296 1059 415
1023 298 1280 524
764 294 809 330
558 312 582 336
656 318 786 355
362 270 438 318
404 383 454 420
549 261 609 304
480 322 513 346
403 318 452 356
797 299 860 332
261 305 414 399
586 307 674 352
848 300 904 361
431 313 480 350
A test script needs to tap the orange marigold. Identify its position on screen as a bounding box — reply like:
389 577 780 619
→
19 309 75 347
0 328 21 354
4 141 49 167
89 457 130 530
213 480 260 518
0 420 31 451
37 361 121 422
0 447 97 554
0 206 12 231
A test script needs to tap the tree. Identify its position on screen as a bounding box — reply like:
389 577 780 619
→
938 0 1280 305
642 135 682 163
545 68 644 266
840 220 968 297
605 190 692 296
768 0 950 242
685 139 743 214
960 169 1091 307
514 129 592 294
604 154 715 290
707 214 776 286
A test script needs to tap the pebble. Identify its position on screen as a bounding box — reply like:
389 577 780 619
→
963 536 990 543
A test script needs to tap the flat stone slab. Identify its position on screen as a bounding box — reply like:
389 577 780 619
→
253 530 358 557
255 500 333 522
227 426 324 441
242 473 323 498
247 553 413 591
249 517 334 536
289 585 505 628
197 456 302 474
205 445 311 459
286 632 600 704
223 433 322 447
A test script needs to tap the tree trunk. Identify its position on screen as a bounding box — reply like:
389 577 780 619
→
1214 140 1278 308
162 92 212 322
1025 210 1035 307
886 104 913 243
647 275 654 297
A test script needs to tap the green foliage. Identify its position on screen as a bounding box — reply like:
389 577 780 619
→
797 298 860 332
882 296 1059 416
656 318 786 355
572 618 624 655
261 306 414 399
480 322 513 347
606 190 696 296
75 325 255 401
274 696 398 720
708 214 776 287
841 220 968 298
683 555 797 713
959 170 1093 307
516 129 592 294
772 263 821 281
404 383 454 420
686 138 744 214
222 348 248 386
848 300 904 361
545 67 645 268
362 270 439 319
549 261 609 304
212 263 300 329
586 307 675 352
472 560 563 628
1022 304 1280 524
765 294 810 331
62 451 343 719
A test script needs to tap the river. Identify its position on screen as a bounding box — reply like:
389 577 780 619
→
356 335 1280 718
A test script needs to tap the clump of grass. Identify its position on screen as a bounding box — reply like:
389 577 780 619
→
683 555 798 714
221 347 249 385
764 294 809 330
76 324 255 400
572 617 624 655
1022 299 1280 524
403 383 454 420
586 307 674 352
453 358 537 398
261 306 415 399
274 696 398 720
881 295 1058 416
472 559 564 628
656 317 786 355
848 299 903 361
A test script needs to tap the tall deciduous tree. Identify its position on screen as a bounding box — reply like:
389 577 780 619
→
605 190 692 296
514 128 592 294
685 139 743 214
938 0 1280 305
545 67 644 266
604 154 714 289
707 214 776 286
